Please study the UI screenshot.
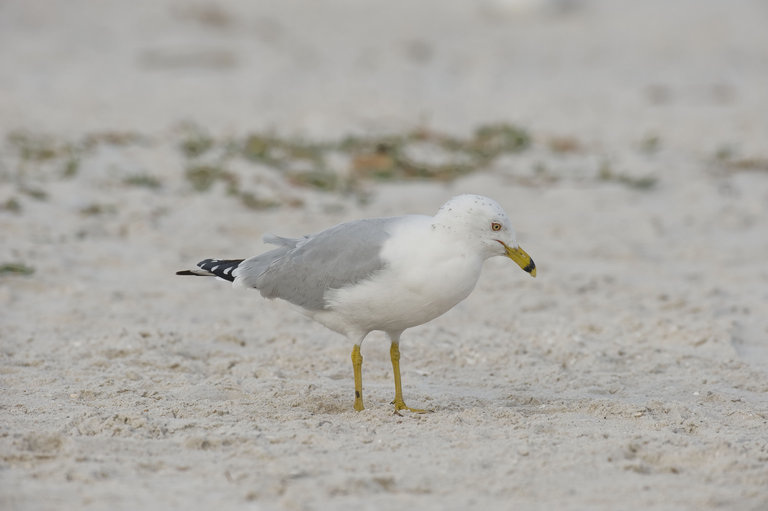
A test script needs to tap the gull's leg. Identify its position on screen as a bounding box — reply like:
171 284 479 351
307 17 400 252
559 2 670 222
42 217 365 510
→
390 340 429 413
351 344 364 411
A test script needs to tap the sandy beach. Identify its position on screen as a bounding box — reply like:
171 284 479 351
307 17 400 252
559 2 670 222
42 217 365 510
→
2 1 767 509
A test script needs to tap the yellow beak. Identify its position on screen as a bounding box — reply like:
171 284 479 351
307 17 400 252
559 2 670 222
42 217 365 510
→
503 243 537 277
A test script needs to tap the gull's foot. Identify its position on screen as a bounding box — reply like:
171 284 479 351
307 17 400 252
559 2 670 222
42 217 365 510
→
392 398 431 414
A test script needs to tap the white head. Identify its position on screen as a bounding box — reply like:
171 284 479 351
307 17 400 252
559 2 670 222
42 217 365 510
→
434 194 536 277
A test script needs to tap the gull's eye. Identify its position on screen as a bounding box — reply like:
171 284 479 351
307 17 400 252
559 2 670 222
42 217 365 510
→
491 222 502 232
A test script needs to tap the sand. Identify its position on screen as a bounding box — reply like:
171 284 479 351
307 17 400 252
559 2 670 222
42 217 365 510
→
1 1 767 510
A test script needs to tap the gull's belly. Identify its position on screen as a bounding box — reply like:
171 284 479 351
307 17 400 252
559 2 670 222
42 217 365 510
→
322 253 483 335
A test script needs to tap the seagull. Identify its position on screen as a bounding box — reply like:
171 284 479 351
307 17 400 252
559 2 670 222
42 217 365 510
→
177 194 536 412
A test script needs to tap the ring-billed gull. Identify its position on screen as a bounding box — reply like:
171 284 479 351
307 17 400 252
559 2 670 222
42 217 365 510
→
177 194 536 412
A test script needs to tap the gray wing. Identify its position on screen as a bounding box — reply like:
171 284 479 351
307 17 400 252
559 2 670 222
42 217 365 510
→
233 217 397 310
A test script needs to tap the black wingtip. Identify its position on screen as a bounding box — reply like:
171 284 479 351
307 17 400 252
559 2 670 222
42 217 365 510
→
176 258 244 281
197 258 244 282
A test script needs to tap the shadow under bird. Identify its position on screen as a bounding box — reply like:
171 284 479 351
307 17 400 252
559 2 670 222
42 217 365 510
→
177 194 536 412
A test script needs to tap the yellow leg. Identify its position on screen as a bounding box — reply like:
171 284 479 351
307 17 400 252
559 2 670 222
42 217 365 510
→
351 345 364 411
390 342 428 413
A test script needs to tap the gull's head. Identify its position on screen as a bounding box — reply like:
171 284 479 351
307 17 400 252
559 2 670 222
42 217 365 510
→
434 194 536 277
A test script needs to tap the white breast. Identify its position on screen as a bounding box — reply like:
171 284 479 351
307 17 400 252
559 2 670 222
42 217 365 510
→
317 218 485 337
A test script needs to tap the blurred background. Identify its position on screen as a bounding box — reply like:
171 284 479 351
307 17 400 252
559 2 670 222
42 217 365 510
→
1 0 766 146
2 0 766 223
